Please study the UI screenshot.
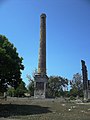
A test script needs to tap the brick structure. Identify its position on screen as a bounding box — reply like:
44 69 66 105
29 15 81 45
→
34 13 48 98
38 13 46 75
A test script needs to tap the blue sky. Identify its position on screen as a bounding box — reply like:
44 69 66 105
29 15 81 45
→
0 0 90 86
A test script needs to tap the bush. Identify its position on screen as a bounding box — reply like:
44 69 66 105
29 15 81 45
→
70 96 76 100
7 87 16 97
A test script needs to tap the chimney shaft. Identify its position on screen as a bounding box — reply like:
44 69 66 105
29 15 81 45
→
38 13 46 75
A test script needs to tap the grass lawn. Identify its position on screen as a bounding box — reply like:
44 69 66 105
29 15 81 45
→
0 98 90 120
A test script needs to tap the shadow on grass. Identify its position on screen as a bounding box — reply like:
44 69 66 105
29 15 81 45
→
0 104 51 118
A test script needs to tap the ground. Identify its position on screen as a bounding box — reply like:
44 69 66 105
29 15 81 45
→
0 97 90 120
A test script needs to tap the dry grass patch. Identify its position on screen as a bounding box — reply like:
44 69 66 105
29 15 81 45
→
0 98 90 120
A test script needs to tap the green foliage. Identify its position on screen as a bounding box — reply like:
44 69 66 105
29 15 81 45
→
26 74 34 96
47 76 68 98
27 81 34 96
7 81 27 97
7 87 16 97
70 88 78 97
62 91 70 97
70 96 76 100
15 81 27 97
70 73 83 98
0 35 24 92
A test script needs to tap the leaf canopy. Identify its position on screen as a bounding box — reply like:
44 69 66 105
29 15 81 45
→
0 35 24 92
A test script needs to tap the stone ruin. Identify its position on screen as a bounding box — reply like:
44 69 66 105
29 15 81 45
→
33 13 90 100
34 13 48 98
81 60 90 101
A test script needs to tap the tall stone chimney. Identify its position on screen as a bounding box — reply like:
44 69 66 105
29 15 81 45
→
38 13 46 75
81 60 88 101
34 13 48 98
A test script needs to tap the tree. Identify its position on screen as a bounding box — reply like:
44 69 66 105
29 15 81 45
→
70 73 83 97
47 76 68 98
15 81 27 97
27 74 34 96
27 81 34 96
7 81 27 97
7 87 16 97
0 35 24 92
